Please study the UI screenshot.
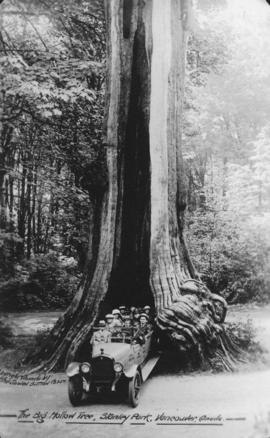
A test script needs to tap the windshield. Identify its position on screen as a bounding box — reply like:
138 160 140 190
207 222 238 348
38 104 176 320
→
92 326 136 344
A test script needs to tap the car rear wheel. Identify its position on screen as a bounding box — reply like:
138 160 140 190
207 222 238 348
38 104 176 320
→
128 370 141 408
68 375 83 406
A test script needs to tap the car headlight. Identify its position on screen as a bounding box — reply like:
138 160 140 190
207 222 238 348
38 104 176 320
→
113 363 123 373
80 363 91 374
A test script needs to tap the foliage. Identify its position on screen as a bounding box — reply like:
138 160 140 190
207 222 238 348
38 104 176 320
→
226 319 264 358
184 1 270 303
186 206 270 302
0 253 80 311
0 0 106 308
209 319 265 372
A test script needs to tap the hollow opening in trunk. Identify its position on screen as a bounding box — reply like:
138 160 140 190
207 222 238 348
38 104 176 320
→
105 23 153 309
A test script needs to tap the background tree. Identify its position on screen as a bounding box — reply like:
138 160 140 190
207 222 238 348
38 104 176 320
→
0 0 106 309
184 0 270 303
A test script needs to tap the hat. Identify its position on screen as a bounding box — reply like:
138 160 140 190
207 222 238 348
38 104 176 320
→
130 306 136 312
119 306 126 310
112 309 120 315
105 313 114 319
99 320 106 327
123 315 131 320
144 305 151 310
139 313 149 320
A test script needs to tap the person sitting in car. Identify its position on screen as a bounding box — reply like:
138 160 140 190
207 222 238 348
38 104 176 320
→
132 314 151 345
90 320 111 345
122 315 133 333
121 316 133 341
143 305 153 321
105 313 123 337
138 313 152 333
108 309 122 340
119 306 126 317
129 306 136 317
132 308 140 327
123 315 132 328
112 309 123 324
105 313 115 331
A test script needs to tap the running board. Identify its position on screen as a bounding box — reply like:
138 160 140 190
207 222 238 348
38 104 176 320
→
141 356 161 381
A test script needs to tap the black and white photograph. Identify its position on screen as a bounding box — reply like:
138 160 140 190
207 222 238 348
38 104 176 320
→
1 0 270 437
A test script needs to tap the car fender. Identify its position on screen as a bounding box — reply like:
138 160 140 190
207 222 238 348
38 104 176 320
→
66 362 81 378
124 364 141 380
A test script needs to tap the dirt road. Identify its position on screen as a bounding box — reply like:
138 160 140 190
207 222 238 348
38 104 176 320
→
1 305 270 438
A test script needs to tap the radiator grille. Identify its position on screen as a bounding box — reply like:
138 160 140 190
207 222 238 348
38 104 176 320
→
91 356 114 381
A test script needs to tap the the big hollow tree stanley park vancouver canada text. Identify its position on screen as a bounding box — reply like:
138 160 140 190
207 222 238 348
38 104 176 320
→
1 0 270 438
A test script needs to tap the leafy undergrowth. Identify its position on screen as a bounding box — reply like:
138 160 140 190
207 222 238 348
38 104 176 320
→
226 319 266 361
0 254 80 312
209 319 267 372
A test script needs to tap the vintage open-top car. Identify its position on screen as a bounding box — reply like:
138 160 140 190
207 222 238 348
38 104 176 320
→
66 327 160 407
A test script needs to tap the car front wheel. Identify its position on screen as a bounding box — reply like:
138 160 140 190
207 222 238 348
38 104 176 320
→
68 375 83 406
128 370 141 408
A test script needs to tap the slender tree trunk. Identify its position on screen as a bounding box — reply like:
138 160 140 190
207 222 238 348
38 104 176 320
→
26 154 33 259
0 169 7 230
0 125 13 229
17 159 27 258
31 164 37 253
222 156 228 198
30 0 239 372
36 187 43 253
9 176 14 224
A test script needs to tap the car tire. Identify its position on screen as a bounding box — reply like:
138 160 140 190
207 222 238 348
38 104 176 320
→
68 375 83 406
128 370 141 408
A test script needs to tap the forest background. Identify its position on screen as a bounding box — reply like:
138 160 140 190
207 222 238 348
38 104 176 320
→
1 0 270 313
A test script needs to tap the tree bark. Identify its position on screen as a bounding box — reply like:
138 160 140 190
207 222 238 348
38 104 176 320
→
30 0 239 372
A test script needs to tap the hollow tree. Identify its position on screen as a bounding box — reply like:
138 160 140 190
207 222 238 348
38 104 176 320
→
32 0 240 372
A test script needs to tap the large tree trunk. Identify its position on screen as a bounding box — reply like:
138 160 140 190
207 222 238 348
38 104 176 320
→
30 0 239 372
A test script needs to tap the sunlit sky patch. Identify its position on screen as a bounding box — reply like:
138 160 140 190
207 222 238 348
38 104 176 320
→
196 0 270 29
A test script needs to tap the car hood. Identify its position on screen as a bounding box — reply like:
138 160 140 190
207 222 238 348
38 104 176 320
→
92 342 131 362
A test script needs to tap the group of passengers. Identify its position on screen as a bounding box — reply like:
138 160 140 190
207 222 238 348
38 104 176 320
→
90 305 154 345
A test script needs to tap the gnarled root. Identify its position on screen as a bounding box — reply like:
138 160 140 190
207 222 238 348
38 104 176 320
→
155 292 243 372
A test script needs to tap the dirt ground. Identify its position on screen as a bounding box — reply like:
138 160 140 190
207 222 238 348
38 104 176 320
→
1 305 270 438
